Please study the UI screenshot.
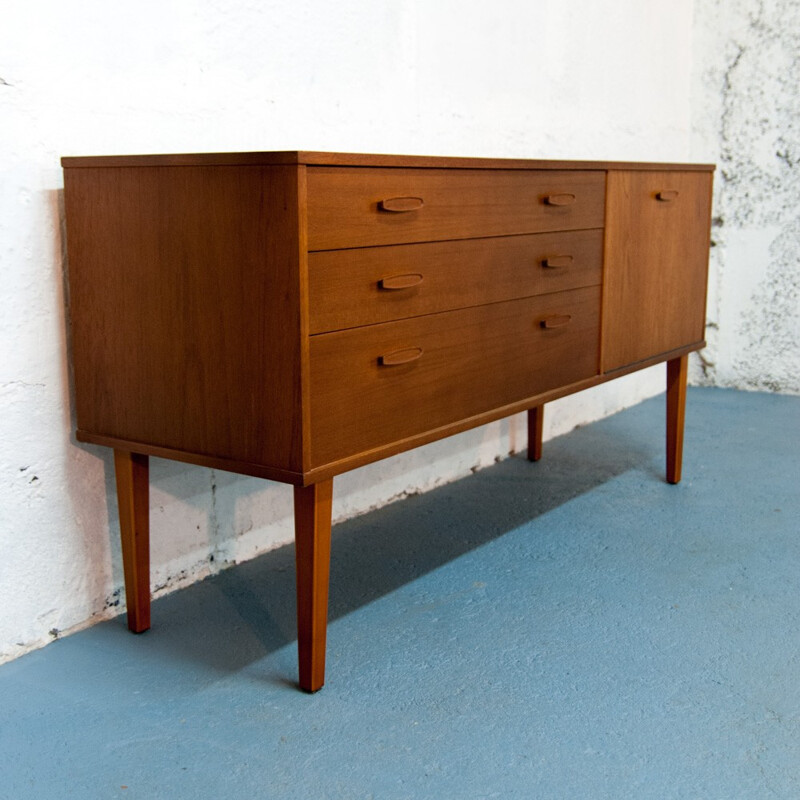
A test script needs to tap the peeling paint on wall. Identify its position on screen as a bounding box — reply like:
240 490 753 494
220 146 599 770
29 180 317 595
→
693 0 800 393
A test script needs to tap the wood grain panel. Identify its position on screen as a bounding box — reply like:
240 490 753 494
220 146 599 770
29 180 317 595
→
308 287 600 467
64 165 305 470
307 168 605 250
308 229 603 334
601 170 712 371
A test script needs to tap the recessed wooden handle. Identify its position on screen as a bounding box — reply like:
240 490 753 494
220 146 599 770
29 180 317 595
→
544 193 576 206
542 255 574 269
540 314 572 329
379 273 424 290
656 190 679 202
378 196 425 213
379 347 423 366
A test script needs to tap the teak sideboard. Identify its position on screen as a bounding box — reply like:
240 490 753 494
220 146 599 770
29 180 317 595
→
61 151 714 692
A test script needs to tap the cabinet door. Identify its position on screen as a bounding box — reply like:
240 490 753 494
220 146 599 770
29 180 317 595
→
601 170 712 372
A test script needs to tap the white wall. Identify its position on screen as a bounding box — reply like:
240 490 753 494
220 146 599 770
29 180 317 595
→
1 0 698 662
691 0 800 393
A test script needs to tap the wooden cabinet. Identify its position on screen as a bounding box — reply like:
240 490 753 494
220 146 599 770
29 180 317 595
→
62 151 713 692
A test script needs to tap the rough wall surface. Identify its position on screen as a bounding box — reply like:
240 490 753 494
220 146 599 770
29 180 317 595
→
692 0 800 393
2 0 698 662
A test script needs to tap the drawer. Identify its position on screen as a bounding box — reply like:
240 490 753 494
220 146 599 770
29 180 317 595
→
308 229 602 334
309 286 600 467
307 167 606 250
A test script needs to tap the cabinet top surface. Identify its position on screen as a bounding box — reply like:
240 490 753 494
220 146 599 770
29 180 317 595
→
61 150 715 171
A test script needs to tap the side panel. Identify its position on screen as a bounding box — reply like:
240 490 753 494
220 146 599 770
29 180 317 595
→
64 164 305 472
601 170 712 372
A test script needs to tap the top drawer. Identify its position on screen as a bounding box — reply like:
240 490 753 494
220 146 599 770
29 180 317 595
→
307 167 606 250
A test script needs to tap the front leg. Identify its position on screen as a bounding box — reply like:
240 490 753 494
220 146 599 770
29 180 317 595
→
294 479 334 692
113 450 151 632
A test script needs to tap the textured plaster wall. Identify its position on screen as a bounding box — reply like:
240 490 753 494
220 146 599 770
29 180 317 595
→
692 0 800 393
1 0 697 662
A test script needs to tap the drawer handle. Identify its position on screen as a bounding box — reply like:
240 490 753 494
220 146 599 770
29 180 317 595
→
379 273 424 290
656 190 679 202
378 196 425 213
540 314 572 329
544 193 576 206
379 347 424 366
542 255 574 269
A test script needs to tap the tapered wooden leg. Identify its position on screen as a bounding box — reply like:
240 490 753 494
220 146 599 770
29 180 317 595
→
113 450 151 632
294 479 333 693
666 355 688 485
527 405 544 462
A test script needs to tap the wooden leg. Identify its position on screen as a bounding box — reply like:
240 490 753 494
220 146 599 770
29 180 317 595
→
294 479 333 693
527 405 544 462
666 355 688 485
113 450 151 632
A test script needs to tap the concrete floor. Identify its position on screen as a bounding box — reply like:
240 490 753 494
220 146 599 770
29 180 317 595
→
1 387 799 799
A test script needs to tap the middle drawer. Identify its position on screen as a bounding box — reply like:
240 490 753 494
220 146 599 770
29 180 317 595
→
308 229 603 334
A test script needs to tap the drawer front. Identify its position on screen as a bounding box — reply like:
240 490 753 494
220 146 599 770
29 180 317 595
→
309 286 600 467
308 229 602 334
307 167 606 250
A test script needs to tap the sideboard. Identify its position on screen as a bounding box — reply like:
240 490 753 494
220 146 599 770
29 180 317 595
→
61 151 714 692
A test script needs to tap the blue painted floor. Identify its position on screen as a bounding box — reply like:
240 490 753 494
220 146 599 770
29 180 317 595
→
2 388 799 799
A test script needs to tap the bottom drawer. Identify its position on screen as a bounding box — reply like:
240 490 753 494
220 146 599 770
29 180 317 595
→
309 286 600 467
